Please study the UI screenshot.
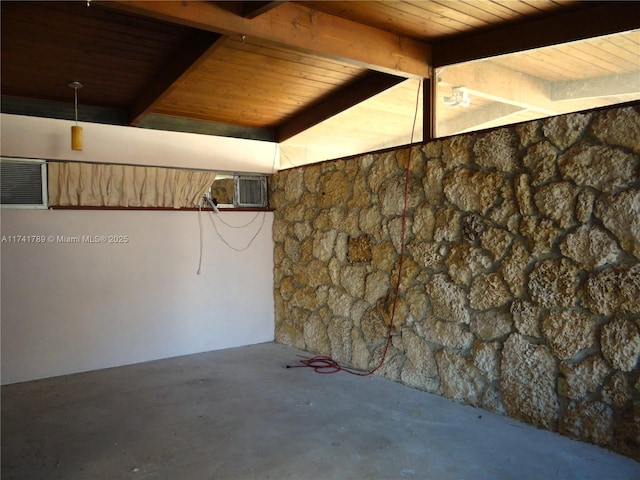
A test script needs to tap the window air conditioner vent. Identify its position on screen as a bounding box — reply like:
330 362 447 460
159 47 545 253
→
234 175 267 208
0 158 48 209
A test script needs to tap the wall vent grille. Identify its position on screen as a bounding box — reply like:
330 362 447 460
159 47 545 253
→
0 158 48 209
234 175 267 208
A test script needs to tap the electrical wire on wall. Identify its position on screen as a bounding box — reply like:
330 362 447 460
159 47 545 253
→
197 203 205 274
196 144 278 273
207 206 267 252
287 80 423 376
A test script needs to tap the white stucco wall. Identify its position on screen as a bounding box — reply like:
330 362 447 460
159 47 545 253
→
1 114 276 384
0 113 280 172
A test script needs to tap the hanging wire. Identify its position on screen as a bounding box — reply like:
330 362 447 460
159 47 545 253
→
208 209 267 252
287 79 423 376
213 211 261 229
197 143 278 268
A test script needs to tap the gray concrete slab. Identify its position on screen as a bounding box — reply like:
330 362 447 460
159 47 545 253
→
2 342 639 480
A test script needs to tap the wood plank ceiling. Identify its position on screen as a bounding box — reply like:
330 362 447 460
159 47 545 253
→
1 1 639 168
435 29 640 137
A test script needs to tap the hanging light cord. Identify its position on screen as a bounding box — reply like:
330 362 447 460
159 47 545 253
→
288 80 422 376
73 86 79 126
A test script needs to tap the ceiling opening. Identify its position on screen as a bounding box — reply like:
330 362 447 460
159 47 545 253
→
435 29 640 138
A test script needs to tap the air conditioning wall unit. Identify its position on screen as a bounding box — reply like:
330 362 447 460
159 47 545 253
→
234 174 268 208
0 158 48 209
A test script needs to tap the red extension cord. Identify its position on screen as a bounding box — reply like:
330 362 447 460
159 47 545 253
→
287 81 423 377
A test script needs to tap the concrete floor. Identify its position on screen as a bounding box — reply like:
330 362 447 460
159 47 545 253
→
2 342 639 480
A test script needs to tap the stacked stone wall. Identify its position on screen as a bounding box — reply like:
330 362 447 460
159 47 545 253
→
270 104 640 460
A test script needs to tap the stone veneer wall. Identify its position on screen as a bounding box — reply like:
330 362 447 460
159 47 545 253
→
269 104 640 460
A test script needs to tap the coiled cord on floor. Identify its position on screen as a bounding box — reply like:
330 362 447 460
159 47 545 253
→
286 355 374 376
288 80 422 377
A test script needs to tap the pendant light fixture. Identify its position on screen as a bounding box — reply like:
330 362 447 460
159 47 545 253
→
68 81 83 151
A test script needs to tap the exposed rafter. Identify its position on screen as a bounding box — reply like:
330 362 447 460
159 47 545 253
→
438 61 557 116
551 71 640 101
276 72 406 142
437 103 524 137
101 1 431 79
130 31 226 126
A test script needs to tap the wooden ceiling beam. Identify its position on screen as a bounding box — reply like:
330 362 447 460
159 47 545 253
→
438 61 558 116
101 1 430 79
437 103 525 137
438 60 633 119
275 72 406 142
433 2 640 67
129 31 226 126
551 71 640 101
